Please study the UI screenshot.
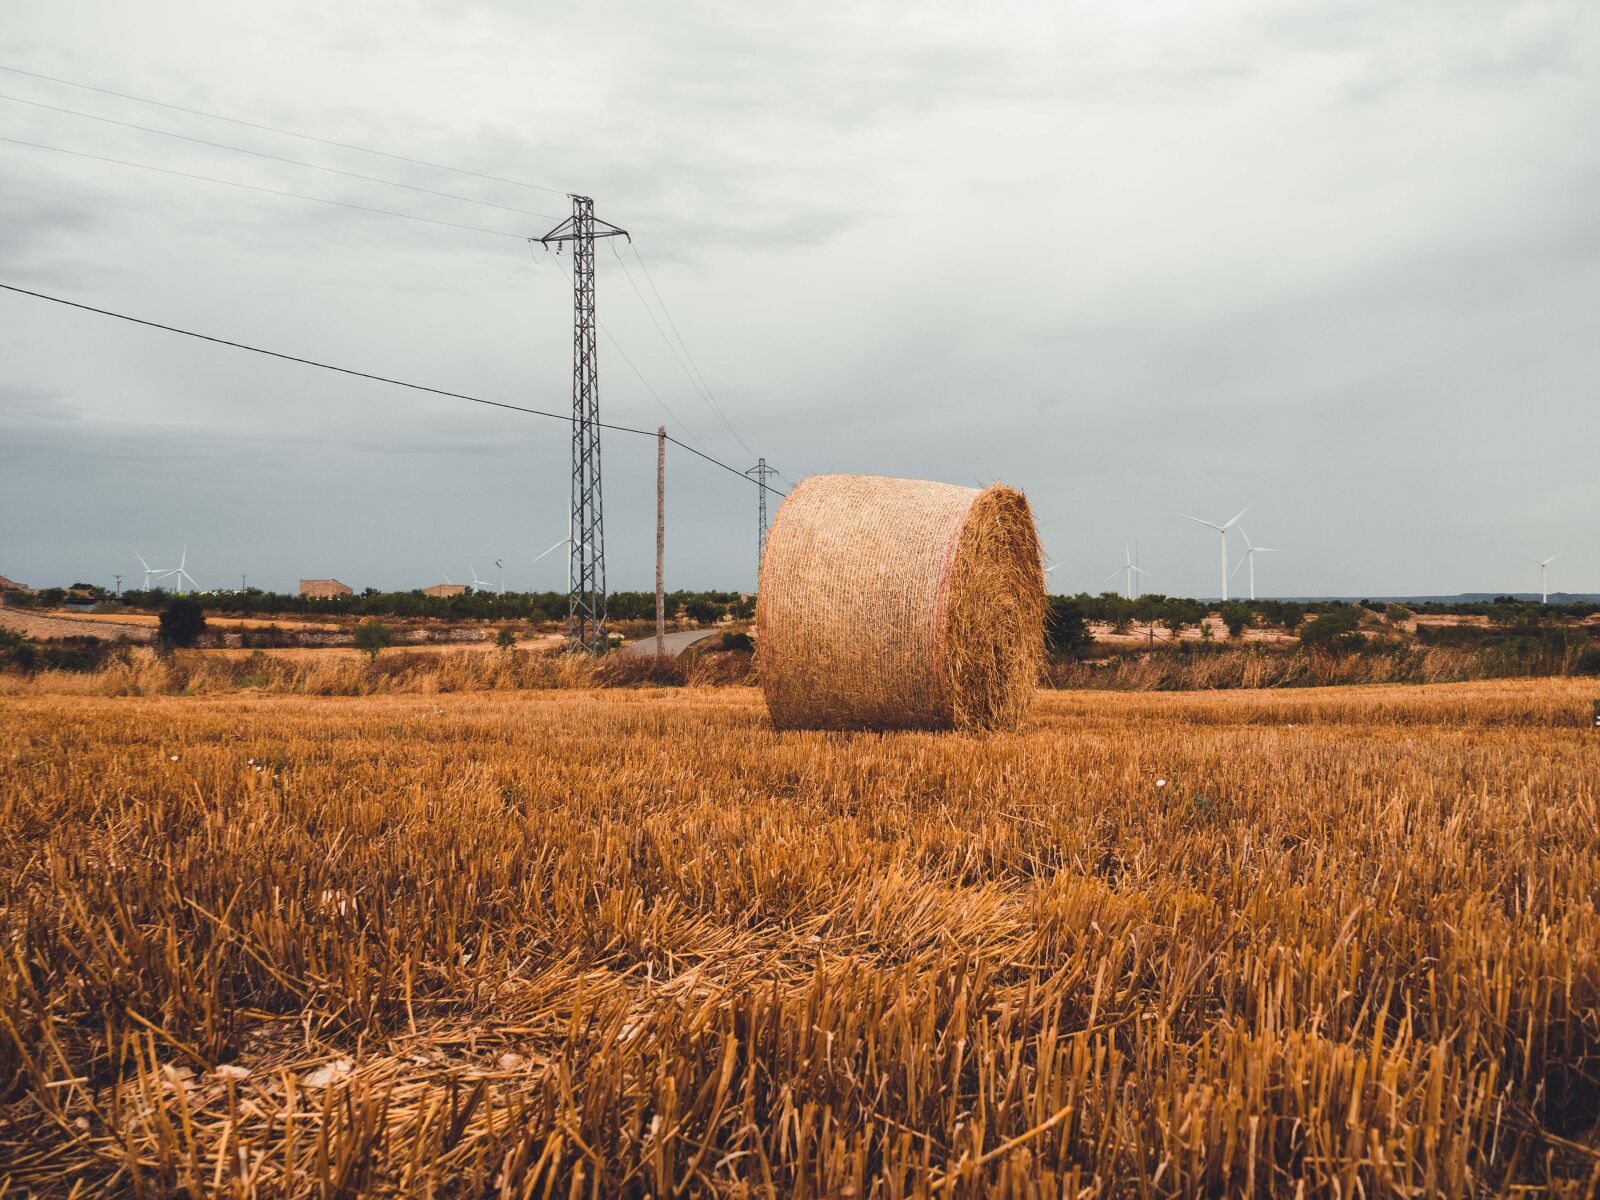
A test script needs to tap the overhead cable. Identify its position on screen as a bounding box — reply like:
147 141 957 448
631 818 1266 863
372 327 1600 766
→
0 62 573 197
0 281 781 495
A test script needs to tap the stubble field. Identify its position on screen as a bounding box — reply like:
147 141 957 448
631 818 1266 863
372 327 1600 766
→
2 680 1598 1197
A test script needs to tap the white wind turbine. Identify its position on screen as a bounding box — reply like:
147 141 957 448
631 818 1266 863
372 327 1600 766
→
170 546 198 595
1527 554 1557 604
1180 505 1250 602
494 558 504 596
1230 527 1284 602
467 564 493 593
1103 544 1150 600
531 536 573 593
138 546 196 594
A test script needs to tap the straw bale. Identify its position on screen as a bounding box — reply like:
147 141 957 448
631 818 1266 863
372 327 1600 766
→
756 474 1044 732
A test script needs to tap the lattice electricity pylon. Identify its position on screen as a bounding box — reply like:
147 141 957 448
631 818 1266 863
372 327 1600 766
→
538 196 629 653
744 458 778 574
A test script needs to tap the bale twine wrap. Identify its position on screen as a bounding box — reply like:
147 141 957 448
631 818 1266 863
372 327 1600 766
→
756 474 1045 732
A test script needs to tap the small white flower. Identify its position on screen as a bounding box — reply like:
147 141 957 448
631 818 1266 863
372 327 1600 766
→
169 754 179 762
1155 779 1167 788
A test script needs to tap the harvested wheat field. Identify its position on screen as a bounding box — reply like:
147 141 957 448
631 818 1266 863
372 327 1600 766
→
2 680 1598 1197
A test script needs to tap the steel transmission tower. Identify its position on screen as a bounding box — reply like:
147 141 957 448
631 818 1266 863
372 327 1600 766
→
744 458 778 573
538 196 629 653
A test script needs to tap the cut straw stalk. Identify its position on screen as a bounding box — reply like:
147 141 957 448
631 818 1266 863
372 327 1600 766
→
756 474 1045 732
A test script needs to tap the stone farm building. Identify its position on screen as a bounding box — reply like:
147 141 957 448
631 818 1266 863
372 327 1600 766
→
422 583 468 598
300 579 353 599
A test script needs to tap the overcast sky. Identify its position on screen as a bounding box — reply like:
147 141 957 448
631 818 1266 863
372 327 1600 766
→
2 0 1596 598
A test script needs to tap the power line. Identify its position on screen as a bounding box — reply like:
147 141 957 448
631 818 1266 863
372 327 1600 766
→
0 281 781 496
0 135 530 240
610 242 755 460
542 250 713 455
0 62 572 197
0 92 561 221
628 243 756 459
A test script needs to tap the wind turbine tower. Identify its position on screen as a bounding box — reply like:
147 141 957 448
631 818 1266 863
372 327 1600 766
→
1180 506 1250 602
171 546 197 595
1528 554 1557 604
1231 528 1285 602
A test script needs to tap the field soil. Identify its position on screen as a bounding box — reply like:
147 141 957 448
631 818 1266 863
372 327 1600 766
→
2 681 1598 1196
0 607 155 642
11 609 344 633
1088 617 1298 645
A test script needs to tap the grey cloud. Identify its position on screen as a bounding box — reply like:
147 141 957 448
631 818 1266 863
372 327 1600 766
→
2 0 1597 598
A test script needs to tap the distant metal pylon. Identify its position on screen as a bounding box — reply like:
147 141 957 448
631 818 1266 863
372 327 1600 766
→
538 196 628 653
744 457 777 574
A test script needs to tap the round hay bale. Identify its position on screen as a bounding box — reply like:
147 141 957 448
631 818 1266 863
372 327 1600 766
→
756 474 1045 732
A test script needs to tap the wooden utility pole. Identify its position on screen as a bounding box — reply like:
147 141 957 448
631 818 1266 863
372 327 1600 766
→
655 426 666 657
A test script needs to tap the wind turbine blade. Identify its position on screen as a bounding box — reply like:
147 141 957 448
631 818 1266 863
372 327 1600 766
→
530 537 570 565
1255 546 1285 553
1180 513 1223 531
1043 562 1061 574
1221 505 1251 530
1229 556 1247 579
1239 527 1254 551
1102 565 1125 583
1130 565 1151 576
137 553 151 571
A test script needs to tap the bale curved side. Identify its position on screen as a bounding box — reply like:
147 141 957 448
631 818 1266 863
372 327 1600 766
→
756 474 1044 732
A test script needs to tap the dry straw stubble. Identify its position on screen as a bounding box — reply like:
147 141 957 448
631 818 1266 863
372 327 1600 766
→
756 474 1045 732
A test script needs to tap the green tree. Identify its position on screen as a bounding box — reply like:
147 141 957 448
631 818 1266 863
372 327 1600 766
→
1219 602 1251 639
684 597 721 625
354 620 393 661
1044 596 1093 658
158 598 207 649
496 625 518 651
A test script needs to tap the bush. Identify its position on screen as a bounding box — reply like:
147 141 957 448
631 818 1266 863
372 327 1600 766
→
719 630 754 652
0 635 119 674
1575 646 1600 677
354 619 394 661
496 626 518 651
158 598 207 649
1299 606 1366 655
